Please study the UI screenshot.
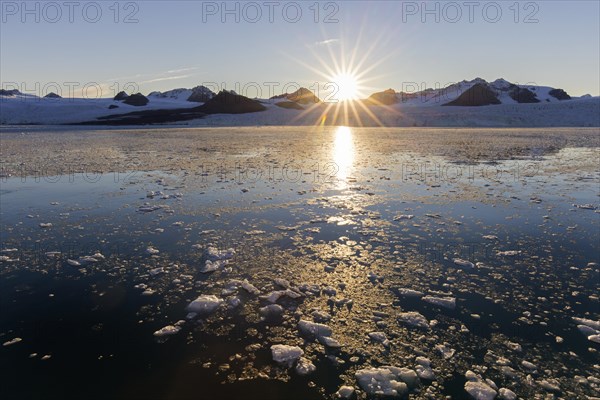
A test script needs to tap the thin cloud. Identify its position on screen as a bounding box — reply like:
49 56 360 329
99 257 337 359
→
315 39 339 46
140 74 191 84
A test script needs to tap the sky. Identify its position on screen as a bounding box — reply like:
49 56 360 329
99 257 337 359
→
1 0 599 99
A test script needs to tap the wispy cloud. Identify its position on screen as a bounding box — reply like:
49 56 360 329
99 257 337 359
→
140 74 191 84
314 38 339 46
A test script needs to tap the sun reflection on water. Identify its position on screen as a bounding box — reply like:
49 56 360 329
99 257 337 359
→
333 126 355 188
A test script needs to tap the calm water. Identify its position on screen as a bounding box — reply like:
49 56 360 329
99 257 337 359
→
0 127 598 399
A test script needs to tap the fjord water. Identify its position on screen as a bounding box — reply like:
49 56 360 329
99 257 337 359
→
0 127 598 399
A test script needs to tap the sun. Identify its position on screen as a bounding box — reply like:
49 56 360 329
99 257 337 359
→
331 73 359 101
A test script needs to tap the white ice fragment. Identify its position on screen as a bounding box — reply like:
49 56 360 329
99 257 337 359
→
317 336 343 348
2 337 22 346
260 304 283 318
394 214 414 220
398 312 429 329
355 366 418 397
153 325 181 337
423 295 456 310
496 250 521 256
368 332 390 347
482 235 498 240
146 246 159 255
271 344 303 368
435 344 456 359
66 259 81 266
395 288 424 297
298 320 333 337
39 223 52 228
415 357 435 380
464 381 497 400
453 258 474 268
241 279 261 295
295 357 316 375
335 386 355 399
521 360 537 371
588 334 600 343
200 259 228 273
573 317 600 330
186 295 223 315
498 388 516 400
205 246 235 261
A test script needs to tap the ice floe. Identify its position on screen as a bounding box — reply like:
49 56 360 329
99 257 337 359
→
423 295 456 310
153 325 182 337
295 357 316 375
355 366 419 397
464 381 497 400
395 288 424 298
453 258 474 268
2 337 22 346
398 312 430 329
186 295 223 315
271 344 303 368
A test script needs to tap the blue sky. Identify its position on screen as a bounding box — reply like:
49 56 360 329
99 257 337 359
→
1 1 598 98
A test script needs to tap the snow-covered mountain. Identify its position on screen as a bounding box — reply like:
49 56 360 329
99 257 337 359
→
148 85 215 102
0 78 597 126
366 78 587 107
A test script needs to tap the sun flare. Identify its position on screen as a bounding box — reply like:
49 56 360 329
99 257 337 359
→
331 73 359 101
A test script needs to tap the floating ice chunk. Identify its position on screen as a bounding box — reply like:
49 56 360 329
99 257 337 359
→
482 235 498 240
41 355 52 361
464 381 497 400
186 295 223 315
205 246 235 261
394 214 414 220
241 279 261 295
200 259 228 273
245 230 266 235
398 312 429 329
335 386 355 399
311 310 332 322
260 304 283 318
415 357 435 380
295 357 316 375
573 203 597 210
573 317 600 330
588 334 600 343
423 295 456 310
146 246 159 255
260 289 302 303
149 267 164 276
271 344 303 368
577 324 597 336
153 325 181 337
2 337 22 346
368 332 390 347
435 344 456 359
538 379 560 392
506 341 522 352
298 320 333 337
355 366 418 397
317 336 343 348
453 258 474 268
496 250 521 257
66 259 81 267
395 288 424 298
498 388 516 400
274 278 291 289
521 360 537 371
138 205 161 213
39 223 52 228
